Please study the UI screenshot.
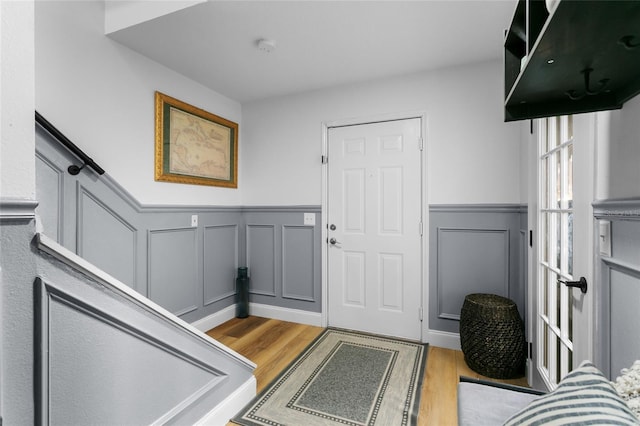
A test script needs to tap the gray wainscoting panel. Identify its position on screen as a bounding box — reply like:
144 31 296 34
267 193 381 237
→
204 224 238 306
429 205 525 334
1 214 39 425
519 229 528 331
436 228 509 320
35 278 225 425
594 200 640 378
243 208 322 313
35 152 64 242
246 224 277 297
29 236 256 426
282 225 315 302
78 184 137 288
148 228 198 316
519 208 529 327
35 123 323 323
609 269 640 377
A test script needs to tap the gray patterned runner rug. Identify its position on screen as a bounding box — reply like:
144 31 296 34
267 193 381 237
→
232 328 428 426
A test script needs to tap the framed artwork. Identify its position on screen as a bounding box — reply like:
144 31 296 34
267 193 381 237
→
154 91 238 188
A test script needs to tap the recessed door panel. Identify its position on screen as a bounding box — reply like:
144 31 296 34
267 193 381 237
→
344 169 366 234
379 167 403 235
344 137 366 156
379 253 403 311
380 134 403 153
343 251 366 306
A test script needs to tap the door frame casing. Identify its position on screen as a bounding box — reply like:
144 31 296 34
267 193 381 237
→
320 111 429 343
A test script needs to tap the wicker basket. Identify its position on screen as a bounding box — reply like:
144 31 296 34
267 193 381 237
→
459 293 525 379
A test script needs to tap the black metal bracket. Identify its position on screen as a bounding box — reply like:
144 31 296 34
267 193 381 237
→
558 276 588 294
565 68 610 101
67 164 86 175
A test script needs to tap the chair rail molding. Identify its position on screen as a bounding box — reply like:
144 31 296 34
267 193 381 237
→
593 198 640 220
0 198 39 220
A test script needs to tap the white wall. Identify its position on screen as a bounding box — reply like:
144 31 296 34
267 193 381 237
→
35 1 524 208
597 95 640 200
1 1 37 422
35 0 242 206
1 0 35 201
519 121 531 205
241 60 523 206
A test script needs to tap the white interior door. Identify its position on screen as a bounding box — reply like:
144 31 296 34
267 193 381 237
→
327 118 423 341
530 115 594 390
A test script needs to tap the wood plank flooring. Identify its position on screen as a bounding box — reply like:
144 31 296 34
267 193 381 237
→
207 316 528 426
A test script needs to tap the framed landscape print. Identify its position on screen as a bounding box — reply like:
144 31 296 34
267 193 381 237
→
154 91 238 188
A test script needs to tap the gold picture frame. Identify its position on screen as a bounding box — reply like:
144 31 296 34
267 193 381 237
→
154 91 238 188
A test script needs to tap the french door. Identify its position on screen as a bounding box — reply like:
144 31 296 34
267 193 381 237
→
531 115 594 390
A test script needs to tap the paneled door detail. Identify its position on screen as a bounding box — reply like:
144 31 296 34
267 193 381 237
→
532 115 593 390
327 118 423 341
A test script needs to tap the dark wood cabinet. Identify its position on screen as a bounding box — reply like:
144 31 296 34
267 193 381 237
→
504 0 640 122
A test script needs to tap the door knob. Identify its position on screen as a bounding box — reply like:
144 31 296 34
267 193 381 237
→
558 277 588 294
329 237 341 246
330 224 337 230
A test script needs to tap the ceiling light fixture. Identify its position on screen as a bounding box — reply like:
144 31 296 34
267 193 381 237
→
257 38 276 53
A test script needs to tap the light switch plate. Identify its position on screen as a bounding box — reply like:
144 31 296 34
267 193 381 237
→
599 220 611 257
191 214 198 227
303 213 315 226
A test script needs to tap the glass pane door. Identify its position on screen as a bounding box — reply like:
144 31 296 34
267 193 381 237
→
538 116 574 388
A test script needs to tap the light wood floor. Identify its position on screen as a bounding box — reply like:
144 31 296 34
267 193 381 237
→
207 316 528 426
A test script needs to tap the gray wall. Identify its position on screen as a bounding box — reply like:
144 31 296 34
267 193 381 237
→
244 208 321 313
38 121 527 330
593 199 640 378
35 123 322 322
429 204 528 334
0 210 254 425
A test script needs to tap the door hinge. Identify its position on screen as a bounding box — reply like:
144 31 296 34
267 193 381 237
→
418 137 424 151
418 307 423 321
528 341 533 359
419 221 423 236
321 155 328 164
529 230 533 247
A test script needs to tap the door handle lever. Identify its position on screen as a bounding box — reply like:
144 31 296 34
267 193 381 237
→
557 277 588 294
329 237 342 247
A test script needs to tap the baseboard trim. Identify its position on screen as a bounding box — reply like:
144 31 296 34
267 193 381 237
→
191 303 323 330
427 329 460 350
249 303 323 327
191 305 237 332
192 306 460 349
194 376 256 426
